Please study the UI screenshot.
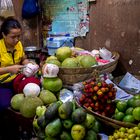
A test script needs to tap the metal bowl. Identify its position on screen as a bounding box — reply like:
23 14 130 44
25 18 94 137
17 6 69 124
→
24 46 41 52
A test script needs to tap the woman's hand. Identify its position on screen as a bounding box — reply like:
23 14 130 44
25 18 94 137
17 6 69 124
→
8 65 25 74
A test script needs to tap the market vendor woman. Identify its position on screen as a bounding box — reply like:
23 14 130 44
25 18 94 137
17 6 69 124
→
0 17 29 111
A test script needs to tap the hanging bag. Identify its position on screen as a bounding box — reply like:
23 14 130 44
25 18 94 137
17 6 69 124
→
0 0 15 17
22 0 40 19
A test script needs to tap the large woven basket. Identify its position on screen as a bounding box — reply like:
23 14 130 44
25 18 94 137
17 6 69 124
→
58 52 120 85
75 98 136 129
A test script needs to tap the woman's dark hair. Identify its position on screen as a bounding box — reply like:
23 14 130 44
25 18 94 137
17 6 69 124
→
0 16 22 39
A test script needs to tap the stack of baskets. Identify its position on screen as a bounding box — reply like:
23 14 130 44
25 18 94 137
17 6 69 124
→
58 52 120 85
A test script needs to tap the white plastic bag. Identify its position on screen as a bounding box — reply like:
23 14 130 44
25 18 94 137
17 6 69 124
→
0 0 15 17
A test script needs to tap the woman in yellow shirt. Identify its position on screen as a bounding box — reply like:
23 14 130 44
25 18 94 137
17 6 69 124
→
0 17 29 111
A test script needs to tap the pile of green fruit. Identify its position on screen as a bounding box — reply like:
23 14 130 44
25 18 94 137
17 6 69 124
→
108 123 140 140
33 100 102 140
113 94 140 123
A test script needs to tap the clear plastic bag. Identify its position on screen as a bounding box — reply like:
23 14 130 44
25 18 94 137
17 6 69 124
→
0 0 15 17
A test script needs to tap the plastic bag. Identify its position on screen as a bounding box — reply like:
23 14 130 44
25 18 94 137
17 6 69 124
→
0 0 15 17
22 0 40 19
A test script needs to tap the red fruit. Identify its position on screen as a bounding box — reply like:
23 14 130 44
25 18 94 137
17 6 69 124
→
93 95 97 100
108 83 114 89
88 99 92 104
93 86 99 92
108 91 113 97
90 81 95 86
90 103 94 108
97 90 103 96
100 87 106 93
102 82 108 87
89 88 94 93
84 103 90 108
105 87 109 92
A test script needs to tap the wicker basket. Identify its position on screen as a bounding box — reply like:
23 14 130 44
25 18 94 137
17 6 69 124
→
58 52 120 85
113 75 140 95
75 98 136 129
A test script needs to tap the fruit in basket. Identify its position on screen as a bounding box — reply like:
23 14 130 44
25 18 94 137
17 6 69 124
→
83 113 96 129
56 46 72 62
46 56 58 62
61 57 79 68
58 101 73 119
79 55 97 68
46 59 61 67
36 105 47 117
72 108 87 124
133 107 140 121
45 101 62 120
62 119 73 129
20 96 43 118
60 131 72 140
39 90 57 105
42 77 63 92
85 130 97 140
114 112 125 121
71 124 86 140
123 114 135 123
116 100 127 112
10 93 24 111
45 118 62 137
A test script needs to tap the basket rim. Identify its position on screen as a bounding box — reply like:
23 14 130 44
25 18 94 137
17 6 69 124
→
59 51 120 71
75 98 136 128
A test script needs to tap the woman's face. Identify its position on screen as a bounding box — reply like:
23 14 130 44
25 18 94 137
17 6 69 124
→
3 28 22 48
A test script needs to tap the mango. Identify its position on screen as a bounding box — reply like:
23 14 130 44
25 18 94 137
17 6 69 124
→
71 124 86 140
45 118 62 137
58 101 73 119
60 131 72 140
72 107 87 123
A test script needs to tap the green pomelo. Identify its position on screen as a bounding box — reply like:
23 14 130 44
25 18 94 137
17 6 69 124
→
56 46 72 62
46 56 58 62
10 93 25 111
79 55 97 68
42 77 63 92
46 59 61 67
61 57 79 68
39 90 57 105
133 107 140 121
20 96 43 118
123 115 135 123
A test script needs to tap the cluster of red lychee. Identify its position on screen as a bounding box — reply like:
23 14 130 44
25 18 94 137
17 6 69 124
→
79 79 117 117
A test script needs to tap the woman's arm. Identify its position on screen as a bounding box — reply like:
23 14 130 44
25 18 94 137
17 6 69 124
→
0 65 24 75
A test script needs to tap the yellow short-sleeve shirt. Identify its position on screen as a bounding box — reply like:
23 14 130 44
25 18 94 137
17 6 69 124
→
0 39 25 83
